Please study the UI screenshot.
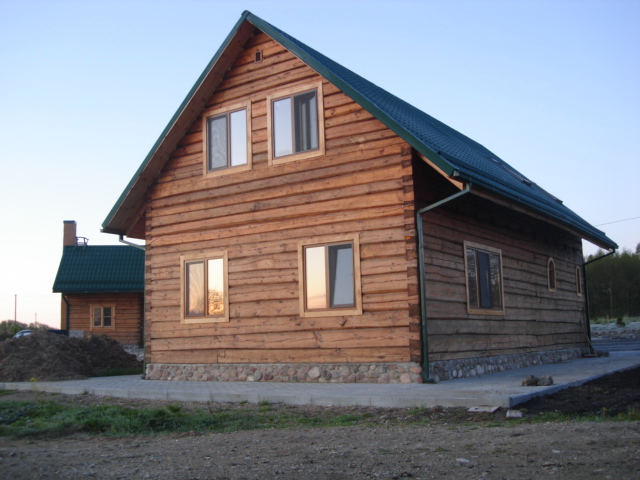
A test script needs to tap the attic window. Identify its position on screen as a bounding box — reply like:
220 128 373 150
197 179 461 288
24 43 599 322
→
267 81 325 165
202 100 252 178
254 50 263 63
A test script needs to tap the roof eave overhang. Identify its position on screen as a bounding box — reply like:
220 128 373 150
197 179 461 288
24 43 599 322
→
102 12 256 236
469 186 617 251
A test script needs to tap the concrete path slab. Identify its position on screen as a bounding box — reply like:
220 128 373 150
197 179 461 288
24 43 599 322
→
1 351 638 408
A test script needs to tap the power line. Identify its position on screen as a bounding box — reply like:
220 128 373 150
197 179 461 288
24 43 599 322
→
595 215 640 227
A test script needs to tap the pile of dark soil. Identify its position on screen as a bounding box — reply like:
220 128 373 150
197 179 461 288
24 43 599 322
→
0 332 142 381
518 366 640 416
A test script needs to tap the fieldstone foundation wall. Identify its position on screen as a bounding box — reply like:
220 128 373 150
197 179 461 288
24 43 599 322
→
146 362 424 383
428 348 586 382
145 348 586 384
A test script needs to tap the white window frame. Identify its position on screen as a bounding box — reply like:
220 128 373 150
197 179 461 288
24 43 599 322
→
463 241 505 315
202 100 252 178
267 81 325 166
298 234 362 318
180 250 229 324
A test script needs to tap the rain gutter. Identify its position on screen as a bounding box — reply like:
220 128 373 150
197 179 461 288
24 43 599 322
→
119 235 146 251
416 183 472 383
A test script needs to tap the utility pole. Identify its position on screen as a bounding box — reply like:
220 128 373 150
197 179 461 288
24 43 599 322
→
14 294 17 327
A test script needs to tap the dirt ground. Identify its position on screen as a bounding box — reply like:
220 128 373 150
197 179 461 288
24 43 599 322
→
1 367 639 479
0 332 141 382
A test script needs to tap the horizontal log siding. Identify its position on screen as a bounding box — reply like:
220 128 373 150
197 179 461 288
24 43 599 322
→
143 31 419 365
413 158 587 361
66 293 143 345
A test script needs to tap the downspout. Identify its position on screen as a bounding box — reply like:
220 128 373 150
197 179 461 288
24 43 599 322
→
119 235 146 251
416 183 472 383
62 295 70 335
582 249 616 354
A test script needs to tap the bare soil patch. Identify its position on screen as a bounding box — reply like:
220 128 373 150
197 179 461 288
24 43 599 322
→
1 367 640 479
0 332 141 381
519 365 640 416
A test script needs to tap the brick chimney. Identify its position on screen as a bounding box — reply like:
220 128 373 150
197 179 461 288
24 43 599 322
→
63 220 77 247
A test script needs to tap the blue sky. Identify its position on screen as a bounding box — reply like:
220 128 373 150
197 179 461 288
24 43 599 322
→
1 0 638 328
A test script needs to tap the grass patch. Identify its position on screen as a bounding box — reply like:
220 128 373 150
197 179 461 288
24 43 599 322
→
0 400 373 439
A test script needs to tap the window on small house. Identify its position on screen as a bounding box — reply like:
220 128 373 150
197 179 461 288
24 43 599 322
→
267 82 325 165
91 305 114 329
576 266 583 296
299 235 362 317
181 251 229 323
464 241 504 315
202 101 251 177
547 258 557 292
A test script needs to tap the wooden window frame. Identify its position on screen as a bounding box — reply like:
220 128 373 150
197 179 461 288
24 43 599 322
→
202 100 252 178
463 241 505 316
298 234 362 318
90 305 115 330
576 266 583 296
547 257 557 292
266 81 325 166
180 250 229 324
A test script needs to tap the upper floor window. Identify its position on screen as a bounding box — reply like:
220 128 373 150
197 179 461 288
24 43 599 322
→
464 241 505 315
298 234 362 317
267 81 325 165
91 305 114 329
547 258 557 292
202 100 251 177
181 250 229 323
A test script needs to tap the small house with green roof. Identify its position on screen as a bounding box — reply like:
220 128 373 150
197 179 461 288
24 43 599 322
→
53 221 145 346
101 11 616 383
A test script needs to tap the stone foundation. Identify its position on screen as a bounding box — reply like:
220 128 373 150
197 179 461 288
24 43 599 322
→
145 348 586 384
146 362 424 383
428 348 586 382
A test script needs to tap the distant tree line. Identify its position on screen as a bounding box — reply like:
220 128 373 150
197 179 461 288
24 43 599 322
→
586 243 640 320
0 320 50 340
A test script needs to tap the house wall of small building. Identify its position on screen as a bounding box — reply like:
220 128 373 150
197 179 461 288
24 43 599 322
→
143 31 421 375
65 292 143 345
413 158 588 376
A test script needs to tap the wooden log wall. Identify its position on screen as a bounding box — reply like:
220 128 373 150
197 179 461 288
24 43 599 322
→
66 293 143 345
144 30 420 365
412 158 588 361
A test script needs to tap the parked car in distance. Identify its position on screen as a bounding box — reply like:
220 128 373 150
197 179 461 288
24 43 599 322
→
13 330 32 338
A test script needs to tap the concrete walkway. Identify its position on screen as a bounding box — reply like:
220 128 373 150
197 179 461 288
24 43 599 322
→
2 351 639 408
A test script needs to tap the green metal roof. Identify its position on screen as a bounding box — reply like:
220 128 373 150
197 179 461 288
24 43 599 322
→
52 246 145 294
102 11 617 250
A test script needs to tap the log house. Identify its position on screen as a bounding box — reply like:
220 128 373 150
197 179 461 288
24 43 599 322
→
101 12 616 382
53 221 145 346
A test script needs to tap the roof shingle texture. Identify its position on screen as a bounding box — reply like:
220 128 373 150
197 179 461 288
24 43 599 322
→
53 246 144 293
249 13 615 249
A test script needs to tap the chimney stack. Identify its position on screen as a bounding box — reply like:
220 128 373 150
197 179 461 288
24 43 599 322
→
63 220 77 247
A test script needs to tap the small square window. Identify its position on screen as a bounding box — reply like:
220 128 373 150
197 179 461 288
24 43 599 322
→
267 82 325 165
202 101 251 177
464 241 505 315
91 305 114 329
298 235 362 317
181 251 229 323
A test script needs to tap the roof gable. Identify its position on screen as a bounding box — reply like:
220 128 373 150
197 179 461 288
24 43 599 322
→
103 11 616 250
53 246 145 293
